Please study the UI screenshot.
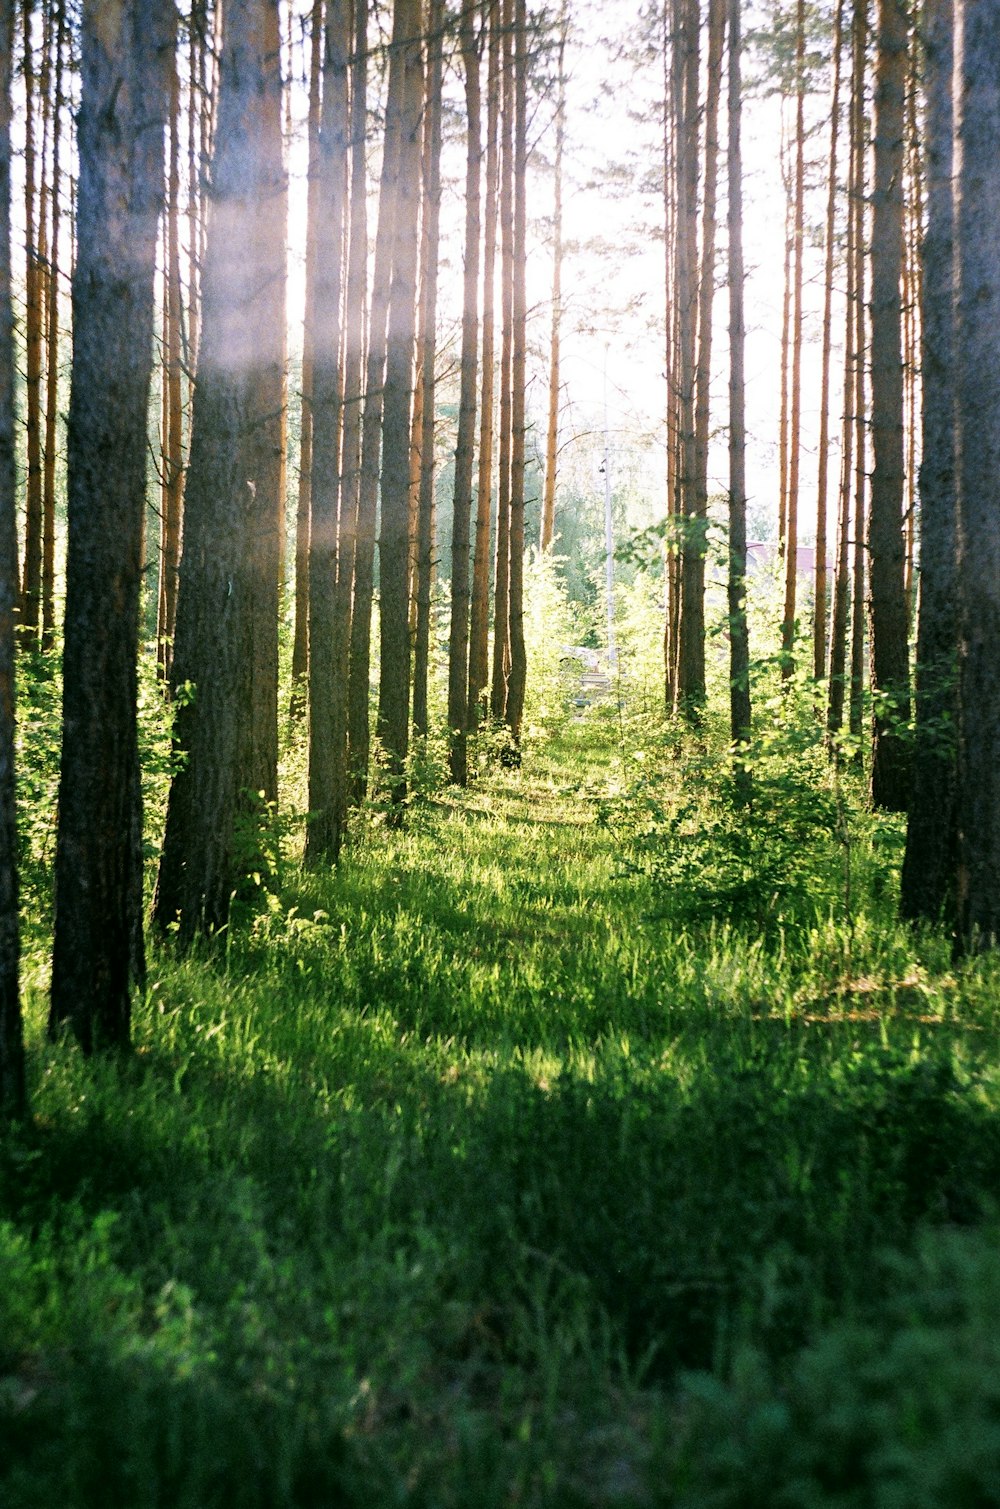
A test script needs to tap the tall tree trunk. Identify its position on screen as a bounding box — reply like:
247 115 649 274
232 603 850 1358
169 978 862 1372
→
673 0 701 715
727 0 750 796
828 10 861 740
490 0 514 723
348 13 400 802
849 0 868 749
377 0 423 812
0 0 24 1117
19 0 42 649
782 0 806 677
900 0 954 924
154 0 286 940
952 0 1000 947
505 0 528 745
687 0 724 706
448 0 481 784
305 0 348 864
814 0 845 682
334 0 368 823
40 0 64 652
248 0 286 808
50 0 175 1049
290 0 324 716
158 36 184 681
468 0 498 730
540 0 565 552
868 0 911 809
412 0 443 740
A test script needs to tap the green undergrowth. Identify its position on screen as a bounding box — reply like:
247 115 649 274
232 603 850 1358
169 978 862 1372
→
5 710 1000 1505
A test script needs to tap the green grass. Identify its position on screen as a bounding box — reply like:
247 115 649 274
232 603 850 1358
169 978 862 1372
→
4 709 1000 1505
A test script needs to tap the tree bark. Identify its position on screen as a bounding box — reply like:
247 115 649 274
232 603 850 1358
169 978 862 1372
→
953 0 1000 947
468 0 499 730
154 0 286 940
814 0 845 681
505 0 528 745
305 0 348 864
0 0 24 1116
673 0 701 716
900 0 955 924
782 0 806 678
158 35 185 682
50 0 175 1048
40 0 64 653
348 12 400 802
19 0 42 650
490 0 514 723
448 0 481 783
727 0 750 797
290 0 324 716
868 0 911 809
540 0 565 553
412 0 444 741
377 0 424 811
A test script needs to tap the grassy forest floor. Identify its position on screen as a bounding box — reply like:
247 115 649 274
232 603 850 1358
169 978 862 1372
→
5 697 1000 1505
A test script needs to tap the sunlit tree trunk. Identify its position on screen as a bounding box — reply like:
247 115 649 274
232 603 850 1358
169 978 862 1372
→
348 14 399 801
50 0 175 1048
306 0 348 864
673 0 701 716
247 0 286 808
828 11 861 740
154 0 286 940
0 0 24 1117
448 0 481 784
290 0 324 717
687 0 724 706
814 0 845 682
333 0 367 809
377 0 423 812
868 0 911 809
412 0 443 741
490 0 514 722
727 0 750 797
19 0 42 649
849 0 869 747
782 0 806 678
540 0 566 553
468 0 498 730
900 0 954 924
505 0 528 746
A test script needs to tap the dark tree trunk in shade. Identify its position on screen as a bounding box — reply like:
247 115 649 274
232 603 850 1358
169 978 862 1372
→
901 0 956 924
448 0 481 784
305 0 349 865
953 0 1000 947
154 0 286 941
377 0 423 811
49 0 175 1050
0 0 25 1116
868 0 911 810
